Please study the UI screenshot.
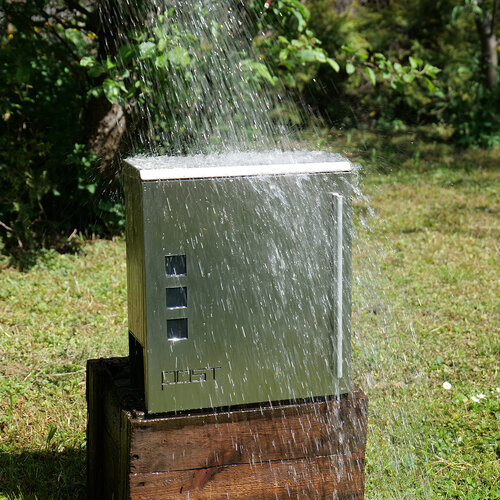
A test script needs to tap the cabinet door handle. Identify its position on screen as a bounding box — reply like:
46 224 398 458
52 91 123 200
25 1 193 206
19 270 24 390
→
333 193 344 379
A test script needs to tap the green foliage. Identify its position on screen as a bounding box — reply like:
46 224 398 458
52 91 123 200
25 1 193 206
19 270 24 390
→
341 45 440 92
444 1 500 147
249 0 338 90
305 0 500 146
250 0 438 95
1 0 352 257
79 1 339 152
3 0 500 259
0 3 123 259
303 0 444 128
3 0 339 256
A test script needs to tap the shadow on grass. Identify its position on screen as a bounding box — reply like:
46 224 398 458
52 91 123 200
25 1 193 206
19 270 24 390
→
0 238 86 272
0 448 86 499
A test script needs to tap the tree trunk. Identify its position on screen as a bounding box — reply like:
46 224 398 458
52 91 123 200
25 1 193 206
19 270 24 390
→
475 0 498 89
85 97 128 183
83 0 135 186
483 32 498 89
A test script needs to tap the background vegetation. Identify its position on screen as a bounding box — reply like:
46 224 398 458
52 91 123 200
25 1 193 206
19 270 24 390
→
1 0 499 255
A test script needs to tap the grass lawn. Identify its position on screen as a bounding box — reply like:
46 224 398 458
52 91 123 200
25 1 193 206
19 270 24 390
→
0 136 499 498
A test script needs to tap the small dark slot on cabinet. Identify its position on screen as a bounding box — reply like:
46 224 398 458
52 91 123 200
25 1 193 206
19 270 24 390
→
166 287 187 309
165 255 186 276
167 318 188 340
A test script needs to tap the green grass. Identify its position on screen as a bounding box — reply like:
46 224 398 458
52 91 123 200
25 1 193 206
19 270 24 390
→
0 139 499 498
0 240 128 498
345 135 500 499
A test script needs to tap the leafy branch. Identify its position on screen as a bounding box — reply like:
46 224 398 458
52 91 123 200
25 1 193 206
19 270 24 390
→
341 46 441 93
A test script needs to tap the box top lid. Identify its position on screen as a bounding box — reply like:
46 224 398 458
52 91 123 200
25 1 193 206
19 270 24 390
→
124 150 351 181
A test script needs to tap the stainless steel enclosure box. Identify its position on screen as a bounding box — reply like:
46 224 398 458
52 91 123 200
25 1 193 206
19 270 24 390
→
124 152 352 414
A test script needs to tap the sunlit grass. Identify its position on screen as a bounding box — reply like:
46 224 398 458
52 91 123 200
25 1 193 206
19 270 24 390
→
349 140 499 499
0 240 128 498
0 141 498 498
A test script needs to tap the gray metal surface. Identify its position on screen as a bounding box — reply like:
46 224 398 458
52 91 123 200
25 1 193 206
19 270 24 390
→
124 152 352 414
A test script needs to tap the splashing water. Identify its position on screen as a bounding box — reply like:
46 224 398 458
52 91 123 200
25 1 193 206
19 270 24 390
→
351 200 434 498
100 0 433 497
100 0 295 155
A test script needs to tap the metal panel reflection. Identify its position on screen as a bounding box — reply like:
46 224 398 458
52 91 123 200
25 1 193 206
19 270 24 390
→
124 152 352 414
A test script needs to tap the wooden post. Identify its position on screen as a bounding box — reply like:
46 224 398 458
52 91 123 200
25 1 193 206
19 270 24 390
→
87 357 368 499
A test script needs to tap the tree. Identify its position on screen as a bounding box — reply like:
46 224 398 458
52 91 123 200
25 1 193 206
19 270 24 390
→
303 0 500 146
0 0 125 257
454 0 498 89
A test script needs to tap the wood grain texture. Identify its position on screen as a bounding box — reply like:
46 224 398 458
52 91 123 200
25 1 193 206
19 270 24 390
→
87 358 131 500
129 454 365 500
129 390 367 474
87 357 368 500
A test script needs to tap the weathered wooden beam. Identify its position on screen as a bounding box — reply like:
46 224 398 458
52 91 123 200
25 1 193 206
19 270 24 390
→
87 357 368 499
